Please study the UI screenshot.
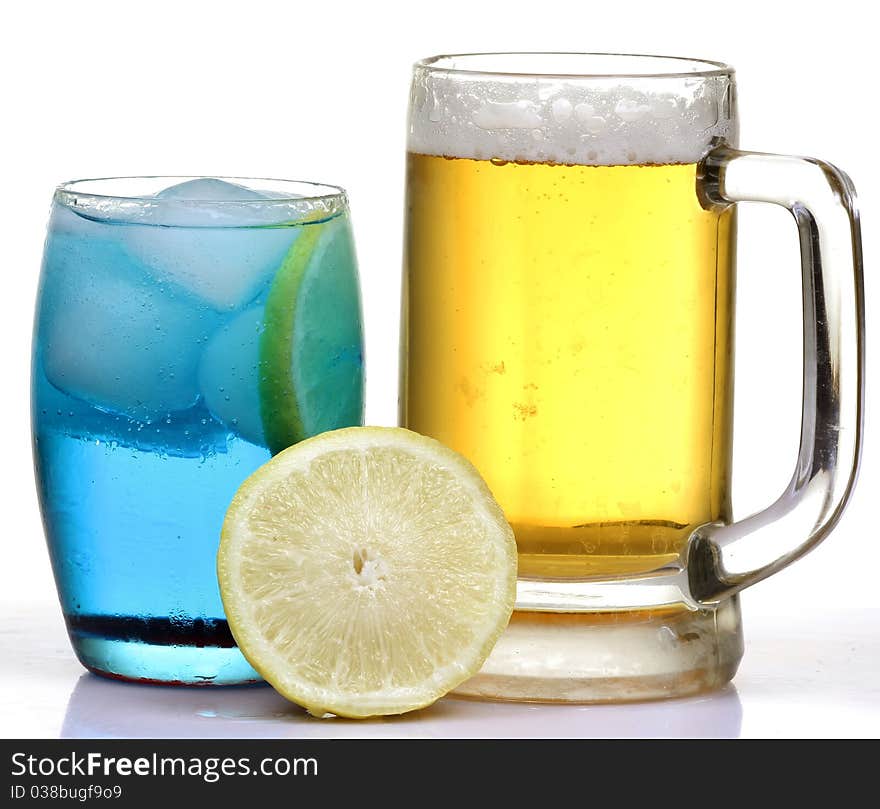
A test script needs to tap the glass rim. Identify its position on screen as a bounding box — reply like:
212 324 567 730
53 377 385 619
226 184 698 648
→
54 175 347 206
414 52 734 80
53 176 349 228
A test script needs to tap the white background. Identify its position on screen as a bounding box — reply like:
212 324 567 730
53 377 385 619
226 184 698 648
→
0 0 876 735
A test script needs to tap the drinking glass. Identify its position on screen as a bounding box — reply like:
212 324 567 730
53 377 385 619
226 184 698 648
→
33 176 364 684
402 53 864 701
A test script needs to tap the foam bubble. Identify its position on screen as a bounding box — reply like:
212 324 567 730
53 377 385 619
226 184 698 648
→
551 98 573 123
408 67 735 166
474 100 542 130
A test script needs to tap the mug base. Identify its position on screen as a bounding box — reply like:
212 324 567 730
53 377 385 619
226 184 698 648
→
455 597 743 703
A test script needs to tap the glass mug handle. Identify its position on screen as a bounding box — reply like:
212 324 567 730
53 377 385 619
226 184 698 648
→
688 146 865 604
516 145 865 612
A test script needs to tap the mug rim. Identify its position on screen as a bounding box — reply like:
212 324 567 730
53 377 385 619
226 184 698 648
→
415 52 733 80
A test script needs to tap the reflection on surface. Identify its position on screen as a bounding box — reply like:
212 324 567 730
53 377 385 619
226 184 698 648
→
62 673 743 738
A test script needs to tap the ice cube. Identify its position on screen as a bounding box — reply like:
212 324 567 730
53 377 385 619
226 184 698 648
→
122 227 296 311
39 207 222 419
121 179 300 311
197 306 265 446
154 178 272 201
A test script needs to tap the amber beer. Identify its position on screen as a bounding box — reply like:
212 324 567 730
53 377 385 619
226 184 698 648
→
402 153 735 579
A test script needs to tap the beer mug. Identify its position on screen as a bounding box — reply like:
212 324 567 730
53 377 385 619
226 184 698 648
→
401 53 864 701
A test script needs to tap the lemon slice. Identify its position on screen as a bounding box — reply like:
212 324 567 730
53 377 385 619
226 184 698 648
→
259 216 364 455
218 426 517 718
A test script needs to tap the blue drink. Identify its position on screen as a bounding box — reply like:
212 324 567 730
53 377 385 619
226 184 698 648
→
33 177 364 684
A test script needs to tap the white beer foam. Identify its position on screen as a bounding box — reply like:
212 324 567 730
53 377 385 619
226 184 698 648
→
408 69 735 166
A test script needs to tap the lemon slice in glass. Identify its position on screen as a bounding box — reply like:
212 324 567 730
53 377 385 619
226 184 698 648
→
259 215 364 455
217 426 517 718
